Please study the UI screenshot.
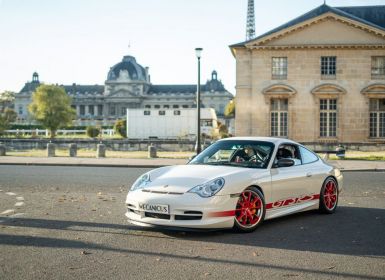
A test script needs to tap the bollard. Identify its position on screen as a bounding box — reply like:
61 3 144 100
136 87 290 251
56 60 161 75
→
336 145 345 159
96 144 106 158
69 143 77 157
148 143 157 158
0 144 6 156
47 143 56 157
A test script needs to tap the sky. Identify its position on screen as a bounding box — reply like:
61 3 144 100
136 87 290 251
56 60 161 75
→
0 0 384 94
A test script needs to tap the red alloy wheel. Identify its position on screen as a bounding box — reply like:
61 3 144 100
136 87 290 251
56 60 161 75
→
235 190 263 228
323 180 338 210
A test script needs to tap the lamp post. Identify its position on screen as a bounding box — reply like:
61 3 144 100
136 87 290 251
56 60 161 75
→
195 47 203 154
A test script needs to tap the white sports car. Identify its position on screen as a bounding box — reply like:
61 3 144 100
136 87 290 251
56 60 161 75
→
125 137 343 232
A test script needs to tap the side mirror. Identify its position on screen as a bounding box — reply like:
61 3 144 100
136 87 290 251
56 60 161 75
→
276 158 295 168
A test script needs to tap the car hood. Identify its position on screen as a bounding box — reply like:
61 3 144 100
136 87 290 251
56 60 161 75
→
139 164 263 194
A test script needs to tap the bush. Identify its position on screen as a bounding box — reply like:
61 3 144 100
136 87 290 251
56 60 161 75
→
86 126 100 138
114 119 127 138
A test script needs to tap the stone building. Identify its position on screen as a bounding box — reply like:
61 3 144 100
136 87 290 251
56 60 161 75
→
230 4 385 145
15 55 233 126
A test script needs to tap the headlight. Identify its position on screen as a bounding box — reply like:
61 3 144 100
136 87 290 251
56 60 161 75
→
131 173 151 191
188 177 225 198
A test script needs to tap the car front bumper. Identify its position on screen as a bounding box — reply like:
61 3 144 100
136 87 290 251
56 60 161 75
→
125 190 238 229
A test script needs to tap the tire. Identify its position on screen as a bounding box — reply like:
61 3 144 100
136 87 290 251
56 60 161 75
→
319 177 339 214
233 187 266 233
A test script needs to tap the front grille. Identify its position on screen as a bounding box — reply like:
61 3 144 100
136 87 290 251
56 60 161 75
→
145 212 170 220
175 215 202 221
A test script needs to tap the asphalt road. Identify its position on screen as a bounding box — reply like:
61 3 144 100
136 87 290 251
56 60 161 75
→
0 166 384 280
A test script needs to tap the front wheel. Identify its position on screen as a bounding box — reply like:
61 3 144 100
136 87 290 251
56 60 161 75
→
233 187 265 233
319 177 339 214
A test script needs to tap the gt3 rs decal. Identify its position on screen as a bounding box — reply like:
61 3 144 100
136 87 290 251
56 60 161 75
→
208 194 320 217
266 194 320 209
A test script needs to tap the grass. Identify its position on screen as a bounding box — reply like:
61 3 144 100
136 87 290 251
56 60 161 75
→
321 151 385 161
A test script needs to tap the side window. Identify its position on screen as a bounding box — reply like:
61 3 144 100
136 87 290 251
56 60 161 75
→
275 144 302 166
299 146 319 164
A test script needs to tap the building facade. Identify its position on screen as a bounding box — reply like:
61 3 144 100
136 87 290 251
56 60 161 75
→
230 4 385 144
15 55 233 126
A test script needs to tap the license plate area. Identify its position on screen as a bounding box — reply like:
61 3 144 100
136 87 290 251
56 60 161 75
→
138 203 169 214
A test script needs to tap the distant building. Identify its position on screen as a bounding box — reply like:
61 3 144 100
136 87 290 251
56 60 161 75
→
230 4 385 144
126 108 217 139
14 55 233 128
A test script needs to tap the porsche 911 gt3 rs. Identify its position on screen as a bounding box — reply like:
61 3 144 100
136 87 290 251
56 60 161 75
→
125 137 343 232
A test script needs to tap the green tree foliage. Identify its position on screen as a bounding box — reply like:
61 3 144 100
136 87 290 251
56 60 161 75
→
86 126 100 138
0 108 17 135
0 91 16 113
224 99 235 117
28 85 75 138
114 119 127 138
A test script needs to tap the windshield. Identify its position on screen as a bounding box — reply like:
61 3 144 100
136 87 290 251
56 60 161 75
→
189 140 275 169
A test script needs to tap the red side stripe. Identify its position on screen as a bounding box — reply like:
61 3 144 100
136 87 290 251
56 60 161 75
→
208 210 236 217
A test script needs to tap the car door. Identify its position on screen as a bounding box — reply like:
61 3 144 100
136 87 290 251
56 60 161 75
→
270 144 311 208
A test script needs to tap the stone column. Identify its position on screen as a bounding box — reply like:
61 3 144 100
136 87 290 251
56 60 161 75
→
69 143 77 157
96 144 106 158
85 104 89 116
76 105 80 117
47 143 55 157
148 143 157 158
0 144 6 156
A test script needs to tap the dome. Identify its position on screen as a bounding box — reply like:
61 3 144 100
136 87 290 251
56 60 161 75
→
107 55 148 82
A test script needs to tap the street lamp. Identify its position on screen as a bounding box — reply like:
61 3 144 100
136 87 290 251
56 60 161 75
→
195 47 203 154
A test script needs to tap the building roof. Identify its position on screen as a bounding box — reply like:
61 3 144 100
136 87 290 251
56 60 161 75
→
230 4 385 48
65 84 104 96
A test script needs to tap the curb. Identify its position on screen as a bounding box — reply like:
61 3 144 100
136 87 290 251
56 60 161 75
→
0 162 167 168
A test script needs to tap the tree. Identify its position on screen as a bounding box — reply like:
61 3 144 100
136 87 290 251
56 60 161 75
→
224 99 235 117
28 85 75 138
0 91 15 112
0 108 17 135
114 119 127 138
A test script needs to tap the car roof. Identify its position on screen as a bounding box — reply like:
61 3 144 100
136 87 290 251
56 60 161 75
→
218 137 298 146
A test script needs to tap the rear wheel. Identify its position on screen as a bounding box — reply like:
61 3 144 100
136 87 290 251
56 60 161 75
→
233 187 265 233
319 177 338 214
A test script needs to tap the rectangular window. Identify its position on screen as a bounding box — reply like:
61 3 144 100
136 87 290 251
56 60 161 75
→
159 110 165 116
154 105 160 109
97 105 103 116
369 99 385 138
145 105 151 108
320 99 337 137
182 105 189 108
173 105 179 108
371 57 385 79
174 110 181 115
121 107 126 116
109 105 115 116
18 106 23 115
144 110 151 116
272 57 287 80
321 56 336 79
270 99 288 137
163 105 170 108
80 105 85 116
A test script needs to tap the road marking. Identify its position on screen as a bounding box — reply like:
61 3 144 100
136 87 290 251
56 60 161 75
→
5 192 16 196
15 202 25 207
1 209 15 215
16 197 24 201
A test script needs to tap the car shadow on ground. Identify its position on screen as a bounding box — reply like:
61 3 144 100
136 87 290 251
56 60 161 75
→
1 206 384 258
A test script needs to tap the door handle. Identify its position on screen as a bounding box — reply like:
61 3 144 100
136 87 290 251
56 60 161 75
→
306 172 312 177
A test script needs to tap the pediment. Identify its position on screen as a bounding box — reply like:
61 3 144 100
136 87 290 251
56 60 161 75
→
109 89 136 98
246 13 385 48
311 84 346 96
361 84 385 98
262 84 297 97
